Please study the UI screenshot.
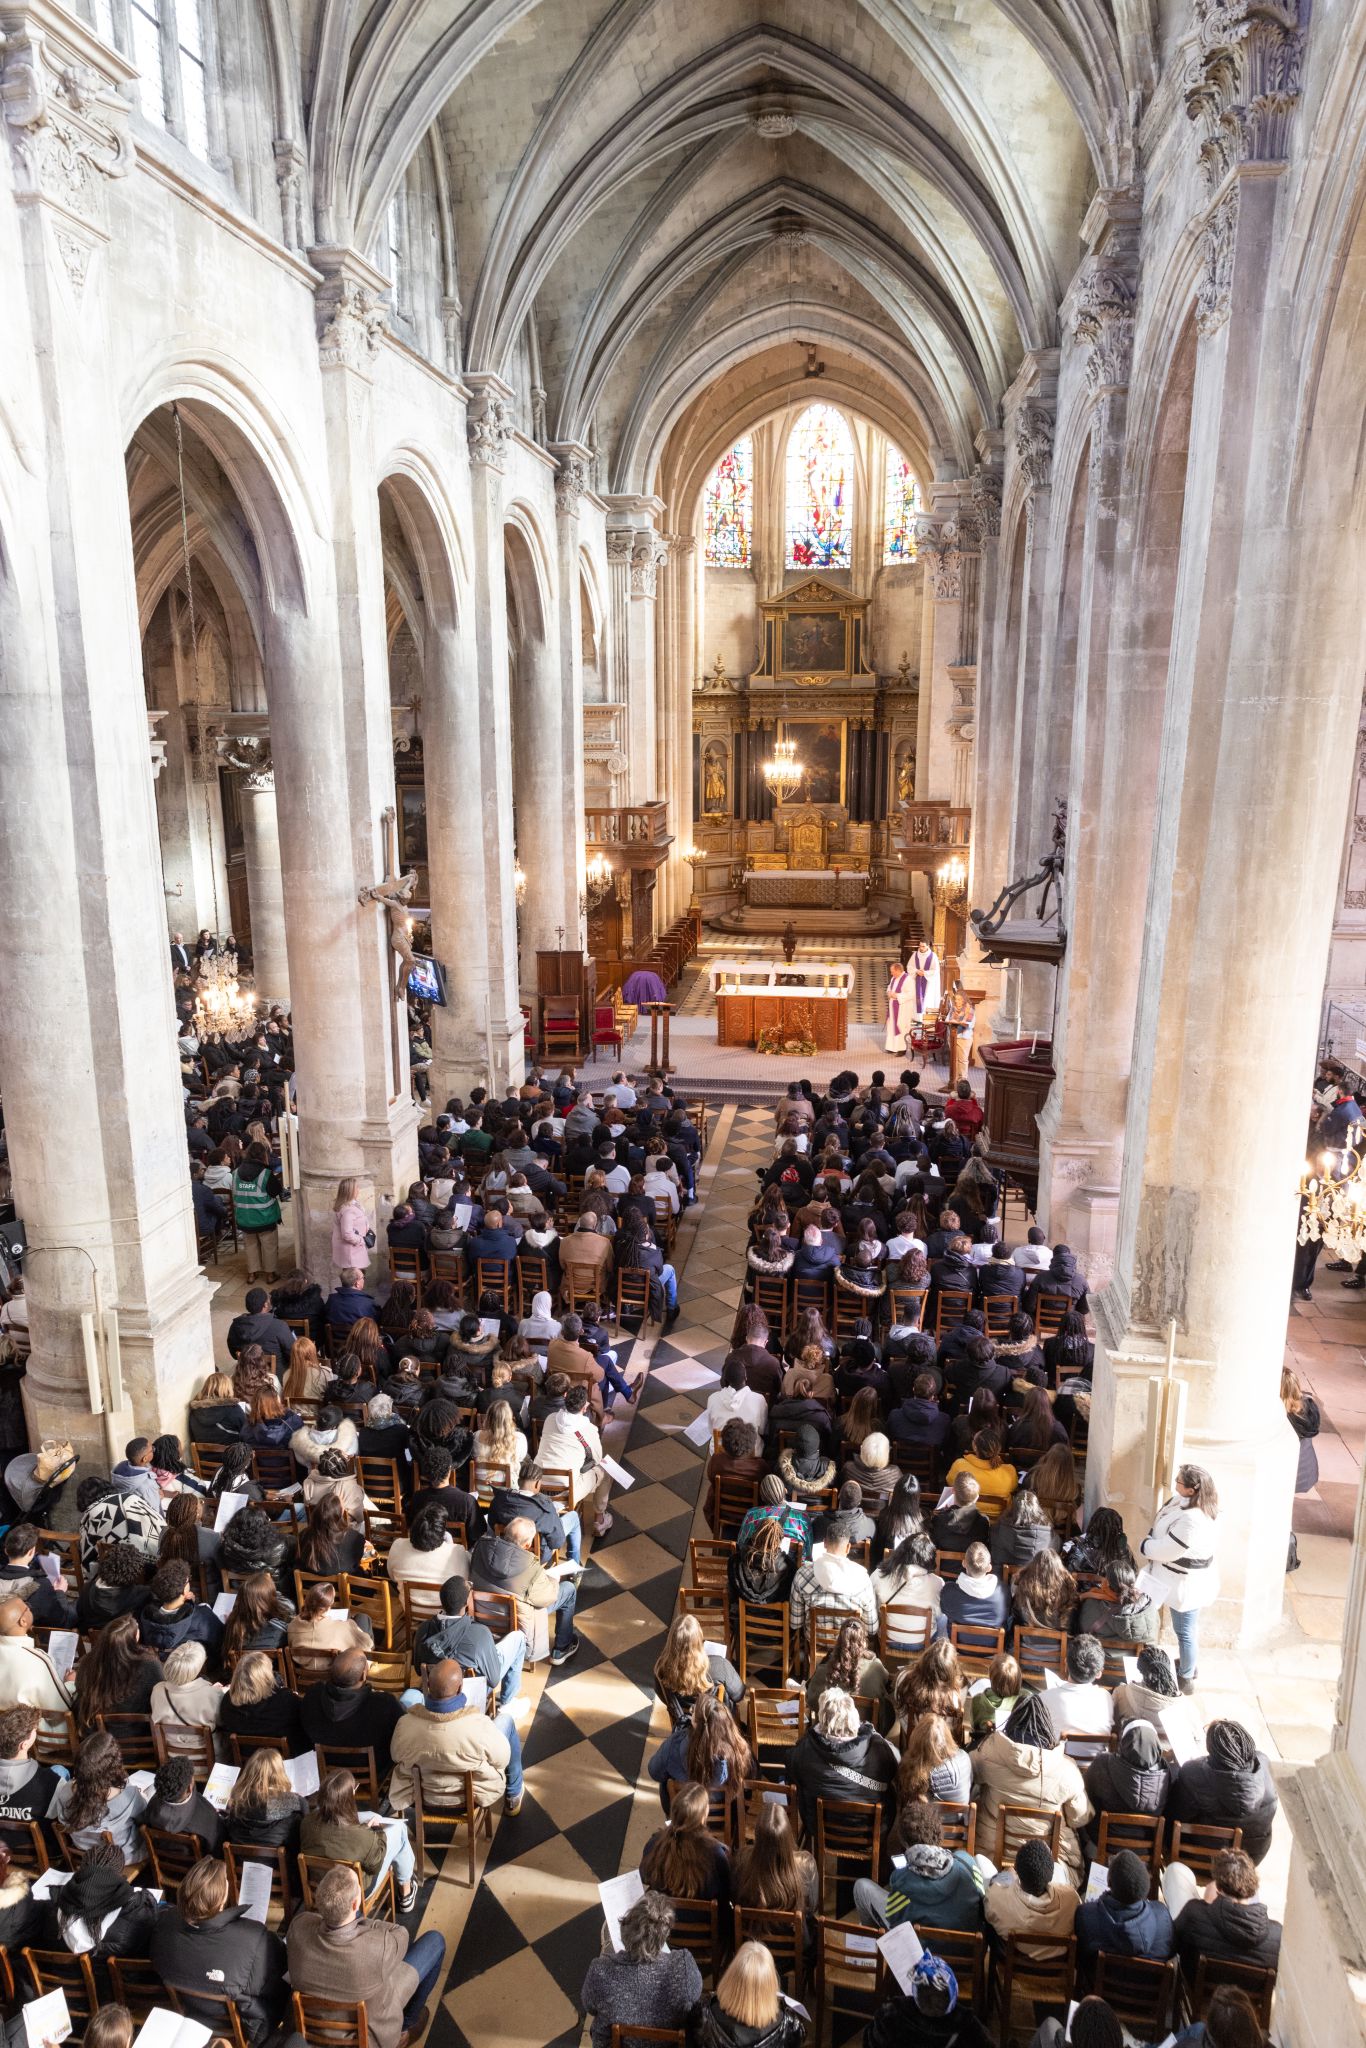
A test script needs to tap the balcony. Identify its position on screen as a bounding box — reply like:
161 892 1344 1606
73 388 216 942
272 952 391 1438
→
899 802 971 871
585 801 673 868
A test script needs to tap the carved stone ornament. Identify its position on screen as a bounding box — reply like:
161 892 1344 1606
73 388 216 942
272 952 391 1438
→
605 529 635 569
554 454 590 515
667 531 696 558
272 135 309 253
0 11 133 257
1185 0 1308 192
1345 889 1366 911
1014 404 1055 491
1353 817 1366 845
1196 189 1239 337
754 107 796 137
1073 262 1137 390
629 531 669 598
912 518 963 600
971 466 1003 537
467 390 513 470
216 732 274 791
316 277 384 372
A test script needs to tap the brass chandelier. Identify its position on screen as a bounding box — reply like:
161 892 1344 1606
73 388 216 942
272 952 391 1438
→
1299 1134 1366 1261
762 737 803 803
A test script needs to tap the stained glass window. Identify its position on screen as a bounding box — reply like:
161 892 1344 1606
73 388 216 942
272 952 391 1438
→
785 404 853 569
883 444 921 564
703 437 752 567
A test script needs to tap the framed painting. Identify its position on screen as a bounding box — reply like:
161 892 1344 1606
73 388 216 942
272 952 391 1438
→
780 720 846 805
780 609 848 676
398 782 429 869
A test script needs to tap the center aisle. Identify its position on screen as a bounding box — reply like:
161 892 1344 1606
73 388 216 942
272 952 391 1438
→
432 1104 778 2048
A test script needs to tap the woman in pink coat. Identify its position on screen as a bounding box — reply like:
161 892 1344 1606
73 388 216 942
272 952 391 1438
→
331 1177 371 1278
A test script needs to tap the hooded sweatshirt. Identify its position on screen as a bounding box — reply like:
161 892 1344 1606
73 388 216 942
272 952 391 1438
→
138 1597 224 1657
983 1872 1079 1953
789 1549 877 1636
970 1728 1091 1881
789 1723 899 1836
939 1570 1010 1632
1075 1884 1175 1962
299 1677 405 1774
884 1843 986 1931
1083 1720 1175 1831
1175 1889 1281 1971
0 1753 62 1823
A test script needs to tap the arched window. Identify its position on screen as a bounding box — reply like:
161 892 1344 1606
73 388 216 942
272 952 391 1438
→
883 444 921 564
703 437 753 567
785 404 853 569
94 0 215 160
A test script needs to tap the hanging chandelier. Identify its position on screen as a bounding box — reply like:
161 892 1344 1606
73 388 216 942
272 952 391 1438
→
1299 1136 1366 1261
763 737 804 803
585 851 614 910
192 947 256 1038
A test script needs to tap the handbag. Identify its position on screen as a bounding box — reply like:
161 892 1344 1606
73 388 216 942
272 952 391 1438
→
364 1229 376 1250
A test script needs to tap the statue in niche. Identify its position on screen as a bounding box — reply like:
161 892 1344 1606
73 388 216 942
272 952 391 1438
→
703 743 728 812
896 750 915 806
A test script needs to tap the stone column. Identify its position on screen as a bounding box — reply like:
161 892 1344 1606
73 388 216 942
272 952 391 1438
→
236 765 289 1004
1035 197 1141 1273
425 608 499 1099
657 530 697 923
550 444 592 947
1089 12 1326 1648
463 373 525 1089
0 2 213 1461
604 497 668 810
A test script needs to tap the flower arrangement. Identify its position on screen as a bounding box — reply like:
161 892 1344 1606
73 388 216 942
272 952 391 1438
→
757 1004 817 1057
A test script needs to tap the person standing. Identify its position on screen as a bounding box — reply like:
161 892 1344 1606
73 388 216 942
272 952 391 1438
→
231 1143 284 1285
943 980 976 1089
1139 1463 1220 1696
330 1178 372 1282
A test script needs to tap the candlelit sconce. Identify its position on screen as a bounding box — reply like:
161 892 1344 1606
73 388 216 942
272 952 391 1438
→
683 844 706 911
513 855 528 908
585 852 614 912
931 855 969 958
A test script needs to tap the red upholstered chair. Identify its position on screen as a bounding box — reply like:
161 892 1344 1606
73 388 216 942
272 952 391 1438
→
592 1003 622 1059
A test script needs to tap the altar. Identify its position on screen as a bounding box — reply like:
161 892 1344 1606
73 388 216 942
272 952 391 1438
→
742 868 870 910
709 958 853 1051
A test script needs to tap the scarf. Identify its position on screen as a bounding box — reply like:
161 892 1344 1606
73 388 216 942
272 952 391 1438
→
903 1843 953 1879
62 1862 134 1930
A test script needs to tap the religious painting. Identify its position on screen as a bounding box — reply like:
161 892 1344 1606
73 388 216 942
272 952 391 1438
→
781 720 845 805
702 741 729 813
398 783 429 868
780 610 847 674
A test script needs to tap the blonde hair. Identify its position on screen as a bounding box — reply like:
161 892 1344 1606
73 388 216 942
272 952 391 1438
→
654 1615 712 1701
333 1178 359 1212
228 1745 291 1811
478 1400 518 1465
816 1687 860 1741
716 1943 782 2031
860 1432 890 1472
193 1371 237 1404
227 1651 277 1708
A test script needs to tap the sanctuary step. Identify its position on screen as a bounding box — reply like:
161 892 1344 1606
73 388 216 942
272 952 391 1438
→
706 906 900 936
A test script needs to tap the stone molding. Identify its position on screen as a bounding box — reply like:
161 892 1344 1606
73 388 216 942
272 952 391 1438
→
970 465 1002 538
1195 188 1239 336
316 277 384 371
1185 0 1309 192
272 135 308 253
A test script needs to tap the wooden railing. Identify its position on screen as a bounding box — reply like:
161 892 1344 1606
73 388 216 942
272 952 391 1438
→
899 803 971 865
585 802 671 847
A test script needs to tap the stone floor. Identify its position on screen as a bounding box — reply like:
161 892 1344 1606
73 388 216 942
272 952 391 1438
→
193 1102 1360 2040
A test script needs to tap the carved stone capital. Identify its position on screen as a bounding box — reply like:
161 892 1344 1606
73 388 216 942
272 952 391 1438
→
216 731 274 790
1185 0 1308 191
605 529 635 568
272 136 308 253
466 386 514 470
553 452 590 515
1014 404 1055 491
0 0 134 254
970 466 1003 538
629 530 670 598
315 270 385 374
666 531 696 558
1196 189 1239 336
1073 261 1137 391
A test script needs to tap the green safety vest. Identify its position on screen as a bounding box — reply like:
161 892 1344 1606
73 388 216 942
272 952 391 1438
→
232 1168 281 1230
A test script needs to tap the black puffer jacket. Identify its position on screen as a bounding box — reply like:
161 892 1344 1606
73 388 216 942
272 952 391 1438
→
220 1511 295 1592
788 1722 899 1838
150 1904 289 2046
695 1997 808 2048
1174 1890 1282 1971
1168 1724 1279 1864
1082 1721 1175 1853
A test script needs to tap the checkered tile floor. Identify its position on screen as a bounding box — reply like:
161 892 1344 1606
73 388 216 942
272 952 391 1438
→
427 1109 772 2048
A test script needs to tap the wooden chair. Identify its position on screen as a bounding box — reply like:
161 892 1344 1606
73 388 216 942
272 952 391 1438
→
21 1950 100 2026
0 1816 49 1875
224 1840 294 1922
1094 1953 1178 2037
411 1763 491 1886
878 1602 936 1667
388 1246 425 1297
291 1992 370 2048
428 1249 468 1304
815 1917 884 2042
751 1273 789 1334
97 1712 160 1770
476 1259 512 1309
712 1472 760 1540
934 1548 967 1582
1033 1291 1074 1338
677 1584 730 1647
887 1286 927 1329
151 1719 217 1780
346 1574 397 1650
164 1991 251 2048
911 1926 987 2010
736 1776 801 1844
666 1896 723 1982
948 1621 1005 1673
992 1933 1076 2038
1012 1624 1071 1686
470 1587 518 1640
815 1797 882 1910
299 1850 397 1921
190 1439 230 1481
472 1458 512 1508
737 1600 791 1686
357 1457 405 1520
33 1711 78 1768
688 1537 734 1593
791 1276 831 1323
107 1955 176 2020
937 1800 978 1855
734 1904 806 1993
832 1288 870 1338
1061 1730 1117 1765
1183 1954 1276 2027
518 1254 550 1315
142 1822 209 1889
1169 1820 1244 1884
935 1288 973 1335
667 1779 735 1848
34 1528 83 1588
314 1741 384 1806
361 1648 410 1695
994 1802 1063 1867
807 1606 848 1672
613 1267 654 1330
981 1293 1019 1340
401 1578 448 1639
1096 1808 1165 1876
250 1446 297 1492
610 2030 687 2048
891 1440 941 1491
746 1689 806 1773
228 1728 296 1766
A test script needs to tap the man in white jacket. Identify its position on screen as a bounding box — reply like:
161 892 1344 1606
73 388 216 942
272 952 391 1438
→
538 1385 613 1534
0 1597 74 1723
789 1517 878 1644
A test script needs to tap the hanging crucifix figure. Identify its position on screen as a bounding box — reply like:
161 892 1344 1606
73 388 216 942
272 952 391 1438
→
358 807 418 1094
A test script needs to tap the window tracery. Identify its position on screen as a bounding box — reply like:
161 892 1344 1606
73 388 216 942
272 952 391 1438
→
883 444 921 564
702 437 753 567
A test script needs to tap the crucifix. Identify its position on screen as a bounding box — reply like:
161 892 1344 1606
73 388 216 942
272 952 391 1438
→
358 805 418 1097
